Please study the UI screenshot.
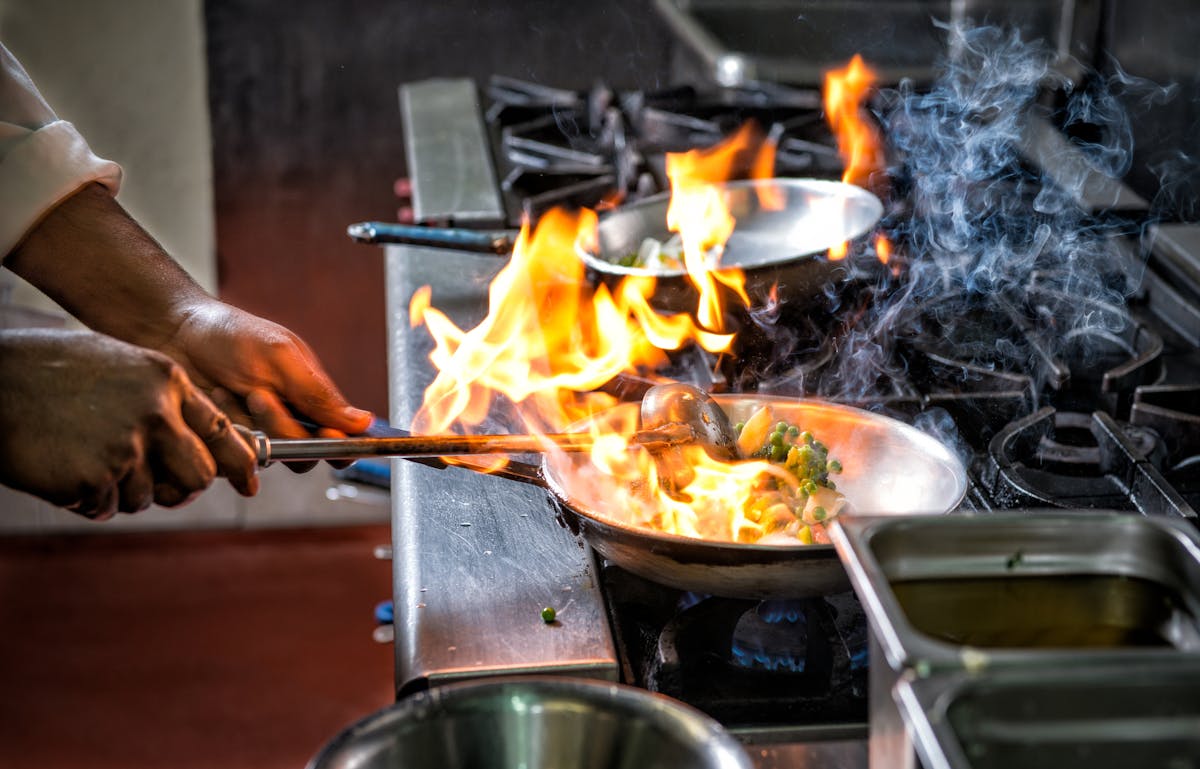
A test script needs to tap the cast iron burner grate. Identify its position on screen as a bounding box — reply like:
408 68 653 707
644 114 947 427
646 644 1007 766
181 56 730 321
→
483 76 840 225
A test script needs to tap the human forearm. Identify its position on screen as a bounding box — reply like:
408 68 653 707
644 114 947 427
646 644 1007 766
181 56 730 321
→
4 182 209 349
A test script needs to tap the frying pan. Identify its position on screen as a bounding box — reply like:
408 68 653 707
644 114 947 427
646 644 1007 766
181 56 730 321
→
577 178 883 314
482 394 966 600
349 178 883 313
278 393 962 598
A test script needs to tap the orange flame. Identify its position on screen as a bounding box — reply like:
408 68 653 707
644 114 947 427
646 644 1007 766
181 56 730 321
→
664 122 776 330
588 440 798 541
406 123 843 545
875 235 892 265
824 54 883 189
410 207 734 438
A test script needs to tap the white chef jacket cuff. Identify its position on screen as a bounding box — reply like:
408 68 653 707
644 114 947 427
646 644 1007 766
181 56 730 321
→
0 119 123 259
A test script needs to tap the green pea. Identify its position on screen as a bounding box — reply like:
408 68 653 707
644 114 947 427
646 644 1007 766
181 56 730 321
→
786 425 800 439
799 431 814 445
541 606 557 623
770 444 788 462
812 506 827 521
828 459 843 474
769 431 785 447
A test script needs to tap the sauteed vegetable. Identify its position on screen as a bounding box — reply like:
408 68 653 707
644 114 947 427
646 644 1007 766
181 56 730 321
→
631 402 847 545
732 404 846 545
616 235 720 271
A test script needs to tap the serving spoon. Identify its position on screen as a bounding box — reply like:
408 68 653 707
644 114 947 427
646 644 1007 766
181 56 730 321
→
245 383 736 468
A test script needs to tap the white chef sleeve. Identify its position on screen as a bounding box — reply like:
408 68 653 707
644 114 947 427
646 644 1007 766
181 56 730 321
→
0 42 122 259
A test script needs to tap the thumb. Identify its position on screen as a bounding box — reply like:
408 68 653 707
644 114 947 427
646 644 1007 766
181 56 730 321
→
280 371 373 435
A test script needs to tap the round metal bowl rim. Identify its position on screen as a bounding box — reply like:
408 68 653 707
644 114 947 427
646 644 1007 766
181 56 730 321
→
305 675 751 769
575 178 885 278
540 394 968 553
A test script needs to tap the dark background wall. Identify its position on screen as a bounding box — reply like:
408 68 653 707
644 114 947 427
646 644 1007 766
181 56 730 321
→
204 1 674 416
1104 0 1200 221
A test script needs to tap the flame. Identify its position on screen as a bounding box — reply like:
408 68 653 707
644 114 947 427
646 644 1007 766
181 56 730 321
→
587 439 800 541
409 126 783 443
664 122 777 330
407 122 839 545
824 54 883 189
875 235 892 265
410 207 734 439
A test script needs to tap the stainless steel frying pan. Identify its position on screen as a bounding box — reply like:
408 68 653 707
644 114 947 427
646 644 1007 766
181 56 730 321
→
580 178 884 315
350 178 883 314
269 393 963 598
534 394 966 599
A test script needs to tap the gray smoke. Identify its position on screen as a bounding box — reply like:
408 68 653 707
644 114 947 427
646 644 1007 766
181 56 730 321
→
806 22 1158 406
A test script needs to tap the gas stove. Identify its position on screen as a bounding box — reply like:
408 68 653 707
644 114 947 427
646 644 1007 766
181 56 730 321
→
383 64 1200 767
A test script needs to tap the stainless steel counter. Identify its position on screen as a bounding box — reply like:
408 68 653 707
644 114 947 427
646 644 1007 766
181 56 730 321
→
385 245 619 695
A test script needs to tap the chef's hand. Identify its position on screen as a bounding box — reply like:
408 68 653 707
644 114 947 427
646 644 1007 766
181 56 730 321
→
153 298 373 471
0 329 259 519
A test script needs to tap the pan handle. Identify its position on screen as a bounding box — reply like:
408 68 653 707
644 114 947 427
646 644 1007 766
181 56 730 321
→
259 417 548 489
364 420 547 488
347 221 515 255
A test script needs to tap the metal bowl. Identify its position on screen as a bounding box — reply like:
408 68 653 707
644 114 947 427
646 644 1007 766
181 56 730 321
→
306 676 752 769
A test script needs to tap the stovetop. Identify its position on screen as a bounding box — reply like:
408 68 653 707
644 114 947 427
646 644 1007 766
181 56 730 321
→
385 69 1200 761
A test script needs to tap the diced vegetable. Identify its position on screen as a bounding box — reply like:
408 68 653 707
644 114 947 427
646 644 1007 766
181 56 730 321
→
614 234 720 271
736 405 775 458
731 410 848 545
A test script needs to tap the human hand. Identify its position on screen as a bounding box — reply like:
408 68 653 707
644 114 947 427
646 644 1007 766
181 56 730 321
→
154 299 372 470
0 329 258 519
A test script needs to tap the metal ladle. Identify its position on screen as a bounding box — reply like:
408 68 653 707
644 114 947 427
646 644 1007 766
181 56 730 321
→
637 382 739 493
639 382 737 460
246 383 736 467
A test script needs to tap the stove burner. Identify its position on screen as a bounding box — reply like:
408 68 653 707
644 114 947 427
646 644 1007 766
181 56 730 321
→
484 76 844 223
599 563 866 729
731 600 810 673
1132 385 1200 461
1023 286 1165 415
982 407 1193 516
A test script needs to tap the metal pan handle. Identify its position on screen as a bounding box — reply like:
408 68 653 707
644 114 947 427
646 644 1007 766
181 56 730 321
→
347 221 515 255
249 418 549 488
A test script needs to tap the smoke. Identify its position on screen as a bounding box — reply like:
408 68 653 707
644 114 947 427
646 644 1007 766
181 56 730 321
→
805 22 1156 408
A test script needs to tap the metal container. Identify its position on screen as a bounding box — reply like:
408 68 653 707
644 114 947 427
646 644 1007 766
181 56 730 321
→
830 511 1200 769
893 663 1200 769
306 676 753 769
